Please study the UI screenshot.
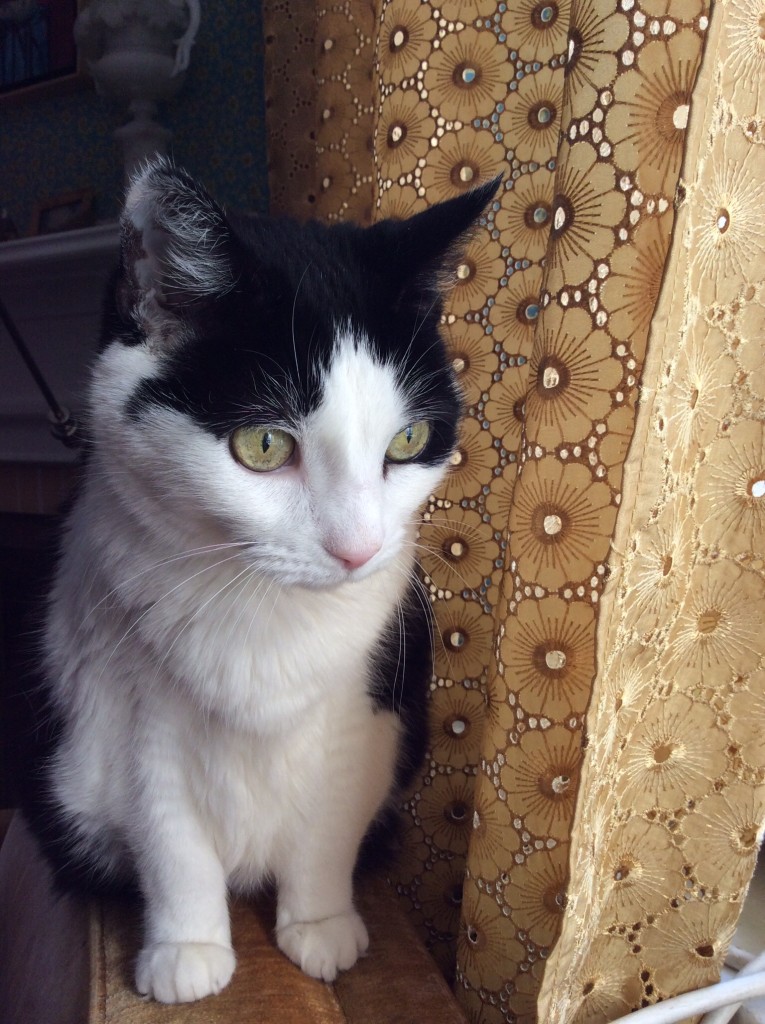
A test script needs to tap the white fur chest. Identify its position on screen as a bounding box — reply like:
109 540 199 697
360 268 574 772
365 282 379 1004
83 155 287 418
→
123 573 404 893
169 698 318 884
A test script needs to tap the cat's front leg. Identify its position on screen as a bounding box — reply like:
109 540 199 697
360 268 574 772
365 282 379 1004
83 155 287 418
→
129 715 236 1005
276 906 370 983
136 941 235 1004
275 824 371 982
274 705 400 981
134 826 235 1003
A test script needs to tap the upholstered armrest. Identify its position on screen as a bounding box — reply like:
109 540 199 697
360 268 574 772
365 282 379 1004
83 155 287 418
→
0 813 467 1024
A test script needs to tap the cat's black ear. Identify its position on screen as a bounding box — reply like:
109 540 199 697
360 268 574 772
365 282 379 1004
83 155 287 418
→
366 175 503 299
118 159 238 337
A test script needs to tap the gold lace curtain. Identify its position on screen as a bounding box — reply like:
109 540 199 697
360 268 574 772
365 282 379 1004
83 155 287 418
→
262 2 765 1022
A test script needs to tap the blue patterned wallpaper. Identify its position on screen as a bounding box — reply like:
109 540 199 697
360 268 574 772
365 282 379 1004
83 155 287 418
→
0 1 269 237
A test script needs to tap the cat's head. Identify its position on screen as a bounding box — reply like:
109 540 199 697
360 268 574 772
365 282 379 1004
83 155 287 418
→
93 159 499 587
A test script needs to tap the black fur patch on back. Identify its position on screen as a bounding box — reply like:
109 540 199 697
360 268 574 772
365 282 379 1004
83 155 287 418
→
5 535 138 901
15 694 139 902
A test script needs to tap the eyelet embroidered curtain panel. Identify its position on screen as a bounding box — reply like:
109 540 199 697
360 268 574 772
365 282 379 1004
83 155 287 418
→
262 2 765 1022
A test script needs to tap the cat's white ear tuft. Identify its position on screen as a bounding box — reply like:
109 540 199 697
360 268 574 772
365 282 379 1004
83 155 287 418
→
120 159 237 339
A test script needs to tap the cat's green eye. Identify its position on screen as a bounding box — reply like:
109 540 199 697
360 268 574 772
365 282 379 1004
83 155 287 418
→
230 426 296 472
385 421 430 463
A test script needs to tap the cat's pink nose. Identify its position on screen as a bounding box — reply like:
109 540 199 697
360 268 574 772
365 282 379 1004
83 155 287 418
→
325 542 381 570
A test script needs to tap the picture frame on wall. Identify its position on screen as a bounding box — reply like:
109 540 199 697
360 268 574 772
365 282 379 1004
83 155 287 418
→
0 0 90 105
29 188 95 236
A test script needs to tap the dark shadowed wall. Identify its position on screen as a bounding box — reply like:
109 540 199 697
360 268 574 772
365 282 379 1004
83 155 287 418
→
0 0 269 236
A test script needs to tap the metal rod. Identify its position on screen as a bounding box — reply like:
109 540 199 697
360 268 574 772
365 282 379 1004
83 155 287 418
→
0 292 80 447
0 294 66 420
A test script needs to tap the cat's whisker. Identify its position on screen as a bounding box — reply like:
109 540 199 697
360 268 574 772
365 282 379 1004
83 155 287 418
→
411 512 497 565
304 322 323 401
233 568 276 639
407 540 483 604
408 294 441 351
402 361 454 398
389 594 406 718
387 552 442 691
97 550 251 682
408 569 440 672
407 540 489 678
399 560 446 674
242 575 281 650
200 562 268 657
391 305 446 407
191 575 275 696
291 263 312 392
399 318 451 387
259 577 285 638
417 514 507 588
417 513 470 531
417 514 492 541
151 560 264 684
80 542 256 626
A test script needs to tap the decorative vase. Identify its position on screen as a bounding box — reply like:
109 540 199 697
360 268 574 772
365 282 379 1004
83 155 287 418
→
74 0 201 179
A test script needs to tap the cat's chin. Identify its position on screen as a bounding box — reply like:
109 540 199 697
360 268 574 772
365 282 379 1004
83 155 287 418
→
285 568 378 591
263 554 395 591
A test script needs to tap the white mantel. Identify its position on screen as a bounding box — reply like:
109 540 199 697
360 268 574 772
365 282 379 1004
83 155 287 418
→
0 224 119 463
0 223 119 271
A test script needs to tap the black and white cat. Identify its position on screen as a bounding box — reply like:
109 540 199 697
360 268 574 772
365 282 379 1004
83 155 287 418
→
28 161 497 1003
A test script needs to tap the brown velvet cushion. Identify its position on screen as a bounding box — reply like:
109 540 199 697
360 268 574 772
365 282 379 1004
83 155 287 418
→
0 813 467 1024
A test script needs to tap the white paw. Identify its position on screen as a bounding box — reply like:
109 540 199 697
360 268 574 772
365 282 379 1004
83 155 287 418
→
135 942 235 1003
276 909 369 982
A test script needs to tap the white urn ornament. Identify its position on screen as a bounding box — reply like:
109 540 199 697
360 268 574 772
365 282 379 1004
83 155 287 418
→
75 0 201 178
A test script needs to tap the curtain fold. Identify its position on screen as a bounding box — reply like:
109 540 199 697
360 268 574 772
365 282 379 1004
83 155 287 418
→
455 0 713 1020
262 2 765 1022
537 0 765 1018
314 2 377 224
262 2 318 219
263 1 375 222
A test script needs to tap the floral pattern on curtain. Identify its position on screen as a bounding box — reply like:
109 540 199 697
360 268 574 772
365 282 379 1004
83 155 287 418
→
262 2 765 1023
538 0 765 1019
